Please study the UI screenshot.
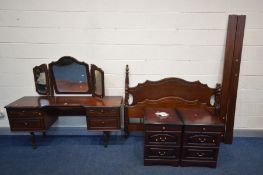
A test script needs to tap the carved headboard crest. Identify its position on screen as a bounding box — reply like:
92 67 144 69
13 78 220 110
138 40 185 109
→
125 65 220 108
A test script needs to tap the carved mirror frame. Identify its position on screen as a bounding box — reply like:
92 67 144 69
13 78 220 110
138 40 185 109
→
49 56 92 94
33 64 51 95
91 64 105 98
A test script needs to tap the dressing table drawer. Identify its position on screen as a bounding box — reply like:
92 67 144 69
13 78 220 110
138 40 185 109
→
9 118 45 131
88 117 120 130
184 126 224 133
86 108 119 117
7 109 43 118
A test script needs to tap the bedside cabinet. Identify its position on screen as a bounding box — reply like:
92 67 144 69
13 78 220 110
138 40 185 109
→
144 108 183 166
176 108 224 168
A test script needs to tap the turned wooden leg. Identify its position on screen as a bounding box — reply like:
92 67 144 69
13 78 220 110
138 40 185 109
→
124 129 129 139
103 131 110 147
30 132 37 149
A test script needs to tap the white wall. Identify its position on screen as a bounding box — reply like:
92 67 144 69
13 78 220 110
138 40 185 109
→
0 0 262 130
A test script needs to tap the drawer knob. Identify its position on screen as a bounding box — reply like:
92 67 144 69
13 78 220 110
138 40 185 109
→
24 122 28 126
101 121 105 124
158 151 166 156
162 126 166 131
202 128 206 131
100 109 104 113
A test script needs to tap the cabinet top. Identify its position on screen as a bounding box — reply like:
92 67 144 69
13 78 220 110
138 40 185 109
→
144 108 183 125
5 96 123 109
176 108 224 126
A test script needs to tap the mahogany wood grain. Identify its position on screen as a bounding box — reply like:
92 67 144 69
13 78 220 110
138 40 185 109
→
220 15 238 142
5 96 122 109
144 108 183 125
224 15 246 144
5 96 123 148
176 108 224 127
124 65 221 134
128 77 216 106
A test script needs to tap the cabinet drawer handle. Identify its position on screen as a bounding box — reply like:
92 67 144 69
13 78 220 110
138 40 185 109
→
101 121 105 124
158 151 166 156
89 110 95 113
24 122 28 126
198 138 207 143
162 126 166 131
160 137 166 142
196 152 205 157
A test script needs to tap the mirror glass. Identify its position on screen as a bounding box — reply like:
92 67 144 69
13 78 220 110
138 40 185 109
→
33 64 50 95
94 70 103 96
91 64 105 98
50 56 91 93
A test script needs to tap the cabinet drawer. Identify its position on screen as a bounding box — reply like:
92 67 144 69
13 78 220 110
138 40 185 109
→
145 132 181 146
182 147 218 161
183 132 221 146
88 117 120 130
86 108 119 117
7 109 43 118
9 118 45 131
184 125 224 132
144 146 180 160
145 124 182 132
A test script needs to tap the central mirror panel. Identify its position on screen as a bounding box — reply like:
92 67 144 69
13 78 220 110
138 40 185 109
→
49 56 92 94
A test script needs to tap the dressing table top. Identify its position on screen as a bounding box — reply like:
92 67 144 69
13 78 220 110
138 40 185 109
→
5 96 123 109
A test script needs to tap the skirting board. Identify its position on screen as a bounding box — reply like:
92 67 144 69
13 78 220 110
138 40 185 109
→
0 127 122 136
0 127 263 137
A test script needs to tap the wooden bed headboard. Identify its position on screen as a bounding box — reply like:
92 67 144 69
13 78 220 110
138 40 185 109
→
124 65 223 137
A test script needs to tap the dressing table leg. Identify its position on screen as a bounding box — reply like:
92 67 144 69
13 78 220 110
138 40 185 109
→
103 131 110 147
30 132 37 149
124 130 129 139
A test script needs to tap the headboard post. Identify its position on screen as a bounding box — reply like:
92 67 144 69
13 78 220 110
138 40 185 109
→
125 65 129 105
124 65 130 138
215 83 222 119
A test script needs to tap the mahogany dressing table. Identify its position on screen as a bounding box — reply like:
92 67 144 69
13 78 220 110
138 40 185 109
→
5 56 123 148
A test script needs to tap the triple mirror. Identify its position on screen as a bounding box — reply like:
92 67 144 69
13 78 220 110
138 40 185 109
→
33 56 105 97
